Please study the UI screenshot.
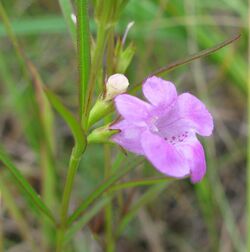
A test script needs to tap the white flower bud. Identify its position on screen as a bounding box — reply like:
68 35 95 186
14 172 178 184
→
71 13 77 24
105 74 129 100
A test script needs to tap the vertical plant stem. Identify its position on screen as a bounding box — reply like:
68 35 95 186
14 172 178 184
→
76 0 91 121
0 3 57 249
104 28 116 251
185 1 245 251
104 144 115 252
56 145 86 252
59 0 77 44
40 144 56 249
0 191 3 252
84 24 109 128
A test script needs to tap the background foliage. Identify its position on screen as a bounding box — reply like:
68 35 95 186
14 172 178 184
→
0 0 247 251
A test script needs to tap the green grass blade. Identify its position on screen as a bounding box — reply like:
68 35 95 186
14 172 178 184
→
0 177 38 251
67 157 143 225
64 196 112 244
76 0 91 120
116 182 171 236
0 151 56 223
248 3 250 250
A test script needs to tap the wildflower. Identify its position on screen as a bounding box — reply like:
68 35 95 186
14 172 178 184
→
111 76 213 183
105 74 129 101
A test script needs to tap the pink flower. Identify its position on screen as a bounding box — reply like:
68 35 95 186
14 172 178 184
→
111 76 213 183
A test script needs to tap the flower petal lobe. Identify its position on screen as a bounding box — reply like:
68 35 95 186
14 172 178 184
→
141 131 189 178
143 76 177 107
115 94 151 124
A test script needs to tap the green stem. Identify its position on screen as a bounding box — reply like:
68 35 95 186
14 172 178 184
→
83 24 109 128
56 145 85 252
76 0 91 121
67 157 143 225
0 176 38 252
59 0 77 44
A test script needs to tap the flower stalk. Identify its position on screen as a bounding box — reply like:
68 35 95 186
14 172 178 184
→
56 144 86 252
83 23 109 127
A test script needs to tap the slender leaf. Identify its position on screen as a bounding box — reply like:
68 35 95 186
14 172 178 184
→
0 151 56 223
45 89 86 150
130 34 241 93
116 182 170 236
64 196 112 244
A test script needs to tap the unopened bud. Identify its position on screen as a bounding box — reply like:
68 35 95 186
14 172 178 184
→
87 126 119 144
105 74 129 100
71 13 77 24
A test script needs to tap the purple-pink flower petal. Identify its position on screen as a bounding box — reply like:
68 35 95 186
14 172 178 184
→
114 94 151 125
111 76 213 183
111 120 145 155
176 136 206 183
143 76 177 107
176 93 213 136
141 130 190 178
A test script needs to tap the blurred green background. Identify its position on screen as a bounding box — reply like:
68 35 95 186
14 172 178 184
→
0 0 247 251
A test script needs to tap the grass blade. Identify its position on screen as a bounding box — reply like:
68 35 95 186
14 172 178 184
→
130 34 241 92
76 0 91 120
116 182 171 237
0 151 56 223
64 196 112 244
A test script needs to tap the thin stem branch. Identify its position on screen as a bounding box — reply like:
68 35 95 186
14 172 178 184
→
83 24 109 128
130 34 241 93
56 145 86 252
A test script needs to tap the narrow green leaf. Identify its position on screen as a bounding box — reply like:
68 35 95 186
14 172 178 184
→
109 177 174 192
0 176 39 251
130 34 241 93
45 89 86 150
59 0 77 44
67 157 143 225
116 182 170 236
64 196 112 244
0 151 56 223
76 0 91 119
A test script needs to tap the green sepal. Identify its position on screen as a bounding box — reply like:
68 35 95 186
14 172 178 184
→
115 40 136 73
87 98 114 128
